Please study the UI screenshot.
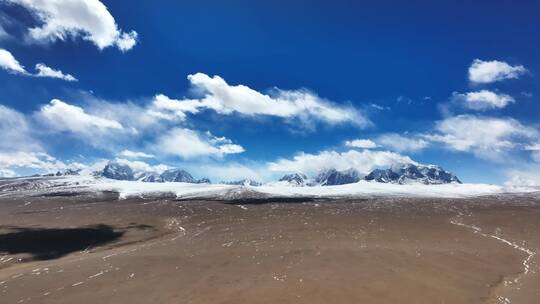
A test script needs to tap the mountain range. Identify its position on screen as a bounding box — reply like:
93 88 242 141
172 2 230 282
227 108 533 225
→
74 161 463 186
364 164 461 184
101 161 211 184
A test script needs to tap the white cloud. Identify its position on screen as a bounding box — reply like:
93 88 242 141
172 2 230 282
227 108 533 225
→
115 31 138 52
345 139 377 149
0 168 17 177
425 115 537 161
0 48 27 74
0 104 41 152
377 133 429 152
188 163 270 183
35 99 132 150
0 105 66 175
113 158 169 174
155 128 245 159
523 143 540 151
267 149 416 176
118 150 155 159
152 73 370 127
0 24 8 40
522 144 540 163
37 99 124 135
505 166 540 187
452 90 515 110
217 144 245 154
0 151 67 172
0 48 78 81
506 143 540 186
7 0 138 51
35 63 77 81
468 59 527 84
84 97 162 132
149 94 202 121
369 103 389 111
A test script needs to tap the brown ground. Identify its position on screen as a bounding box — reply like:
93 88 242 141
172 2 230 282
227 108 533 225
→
0 193 539 304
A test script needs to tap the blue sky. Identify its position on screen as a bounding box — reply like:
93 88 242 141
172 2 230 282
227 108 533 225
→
0 0 539 185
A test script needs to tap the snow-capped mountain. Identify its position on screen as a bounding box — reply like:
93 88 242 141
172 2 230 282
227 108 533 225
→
139 169 210 183
223 179 262 186
138 172 161 182
42 168 82 177
364 164 461 184
363 168 399 183
195 177 211 184
159 169 195 183
314 168 361 186
101 162 135 180
99 162 209 184
95 160 460 186
278 173 309 186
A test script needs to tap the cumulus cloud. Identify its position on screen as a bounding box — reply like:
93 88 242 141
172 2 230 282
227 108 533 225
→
6 0 138 51
425 115 537 161
152 73 370 128
0 48 78 81
149 94 201 121
468 59 527 84
118 150 155 159
113 158 169 175
0 48 27 74
35 63 77 81
452 90 515 110
37 99 124 134
345 139 377 149
155 128 245 159
35 99 133 150
25 96 246 157
267 149 416 176
376 133 429 152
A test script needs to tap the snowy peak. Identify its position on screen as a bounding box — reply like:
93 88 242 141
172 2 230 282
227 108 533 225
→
159 169 195 183
314 168 361 186
365 164 461 184
224 179 262 186
363 168 400 183
100 162 205 184
59 168 81 176
278 173 308 186
102 161 135 181
195 177 212 184
139 172 161 182
140 169 209 183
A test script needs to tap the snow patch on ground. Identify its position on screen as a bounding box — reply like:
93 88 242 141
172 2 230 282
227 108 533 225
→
89 179 235 199
257 180 511 198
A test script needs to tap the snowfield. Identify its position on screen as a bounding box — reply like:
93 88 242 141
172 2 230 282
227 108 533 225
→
92 179 540 199
1 175 538 200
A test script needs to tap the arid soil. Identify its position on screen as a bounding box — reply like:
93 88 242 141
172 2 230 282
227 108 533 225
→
0 193 539 304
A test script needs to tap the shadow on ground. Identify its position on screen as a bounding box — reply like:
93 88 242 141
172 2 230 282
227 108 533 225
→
0 225 124 260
